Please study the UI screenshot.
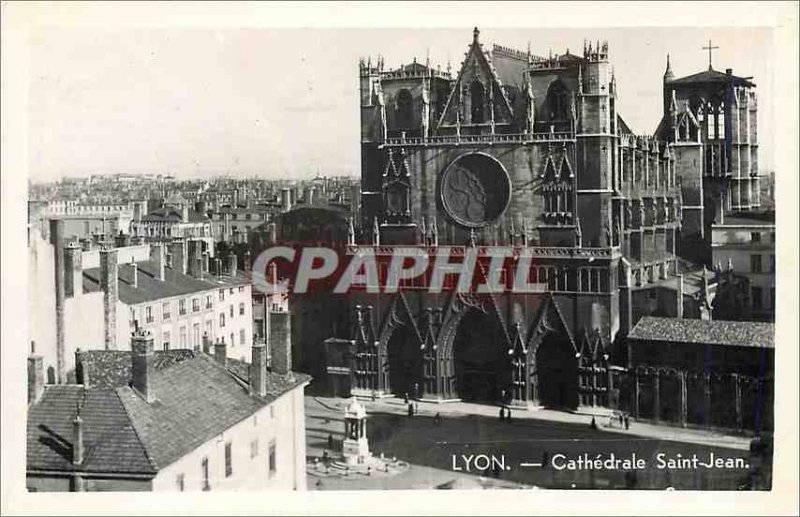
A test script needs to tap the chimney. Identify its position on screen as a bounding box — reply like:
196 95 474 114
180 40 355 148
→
75 348 90 386
281 188 292 212
249 341 268 397
28 341 44 405
72 409 84 466
100 248 119 350
202 251 210 275
202 332 210 354
64 242 83 299
131 327 155 402
150 243 166 281
227 252 237 277
168 238 187 275
269 310 292 375
187 240 201 278
130 260 138 288
214 338 227 366
50 219 67 383
726 68 732 75
244 250 252 274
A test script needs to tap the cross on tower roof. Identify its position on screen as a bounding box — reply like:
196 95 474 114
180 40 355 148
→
702 39 719 70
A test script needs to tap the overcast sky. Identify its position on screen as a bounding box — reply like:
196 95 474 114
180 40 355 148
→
26 26 773 182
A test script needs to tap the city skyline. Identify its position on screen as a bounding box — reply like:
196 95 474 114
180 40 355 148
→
27 26 774 182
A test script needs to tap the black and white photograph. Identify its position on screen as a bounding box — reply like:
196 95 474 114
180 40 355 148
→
2 2 797 515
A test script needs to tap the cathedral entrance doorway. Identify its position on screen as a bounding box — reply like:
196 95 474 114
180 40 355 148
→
452 309 509 402
535 333 579 410
386 325 421 398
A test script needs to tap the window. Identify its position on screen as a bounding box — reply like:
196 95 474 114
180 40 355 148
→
230 288 234 294
176 473 185 492
219 289 225 302
179 298 187 316
130 307 137 327
180 326 187 348
470 80 486 124
751 232 761 243
750 254 762 273
546 80 570 124
192 298 200 312
245 213 252 221
230 333 235 347
224 442 233 477
163 330 171 351
162 301 171 321
145 306 153 324
240 329 246 346
201 457 210 491
268 440 277 477
206 295 213 309
230 305 234 318
769 254 775 273
751 287 763 310
250 438 259 459
395 89 413 129
193 323 200 349
220 313 226 328
239 286 244 293
239 302 245 316
205 320 213 341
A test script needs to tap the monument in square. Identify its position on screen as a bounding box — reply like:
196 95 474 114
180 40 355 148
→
342 398 370 464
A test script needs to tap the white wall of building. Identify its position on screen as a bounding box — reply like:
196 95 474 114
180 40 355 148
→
151 387 307 491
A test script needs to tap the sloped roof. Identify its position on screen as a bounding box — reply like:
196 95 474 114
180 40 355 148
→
28 355 311 475
69 349 197 389
668 68 754 87
27 386 155 475
628 316 774 348
82 259 249 305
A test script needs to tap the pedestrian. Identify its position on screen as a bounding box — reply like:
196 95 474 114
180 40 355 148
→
434 412 441 426
371 390 376 402
506 408 512 423
407 403 414 417
499 407 505 421
590 416 597 429
322 450 329 463
624 414 630 430
404 392 409 404
327 434 333 450
619 412 624 427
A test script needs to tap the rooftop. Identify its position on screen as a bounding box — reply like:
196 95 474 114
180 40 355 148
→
717 210 776 227
141 207 209 223
628 316 774 348
668 67 755 88
82 259 249 305
28 354 311 475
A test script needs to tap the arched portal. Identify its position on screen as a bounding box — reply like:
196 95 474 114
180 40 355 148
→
535 333 579 409
386 325 421 398
452 308 509 402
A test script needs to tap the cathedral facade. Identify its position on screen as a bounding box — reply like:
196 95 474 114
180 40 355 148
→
321 28 757 412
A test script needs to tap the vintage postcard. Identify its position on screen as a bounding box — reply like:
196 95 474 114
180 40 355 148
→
2 2 797 515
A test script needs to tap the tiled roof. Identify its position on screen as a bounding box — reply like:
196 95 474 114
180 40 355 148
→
117 355 310 470
82 259 249 305
628 316 774 348
669 68 754 87
27 386 155 474
69 349 197 389
28 355 311 475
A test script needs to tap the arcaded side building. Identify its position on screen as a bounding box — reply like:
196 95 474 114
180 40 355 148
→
316 28 760 411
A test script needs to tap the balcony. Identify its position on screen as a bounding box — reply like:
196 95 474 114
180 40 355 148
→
383 130 576 147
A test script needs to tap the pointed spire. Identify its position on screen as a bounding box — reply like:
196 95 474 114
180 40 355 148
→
347 217 355 245
473 26 480 44
664 53 674 82
372 216 380 246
